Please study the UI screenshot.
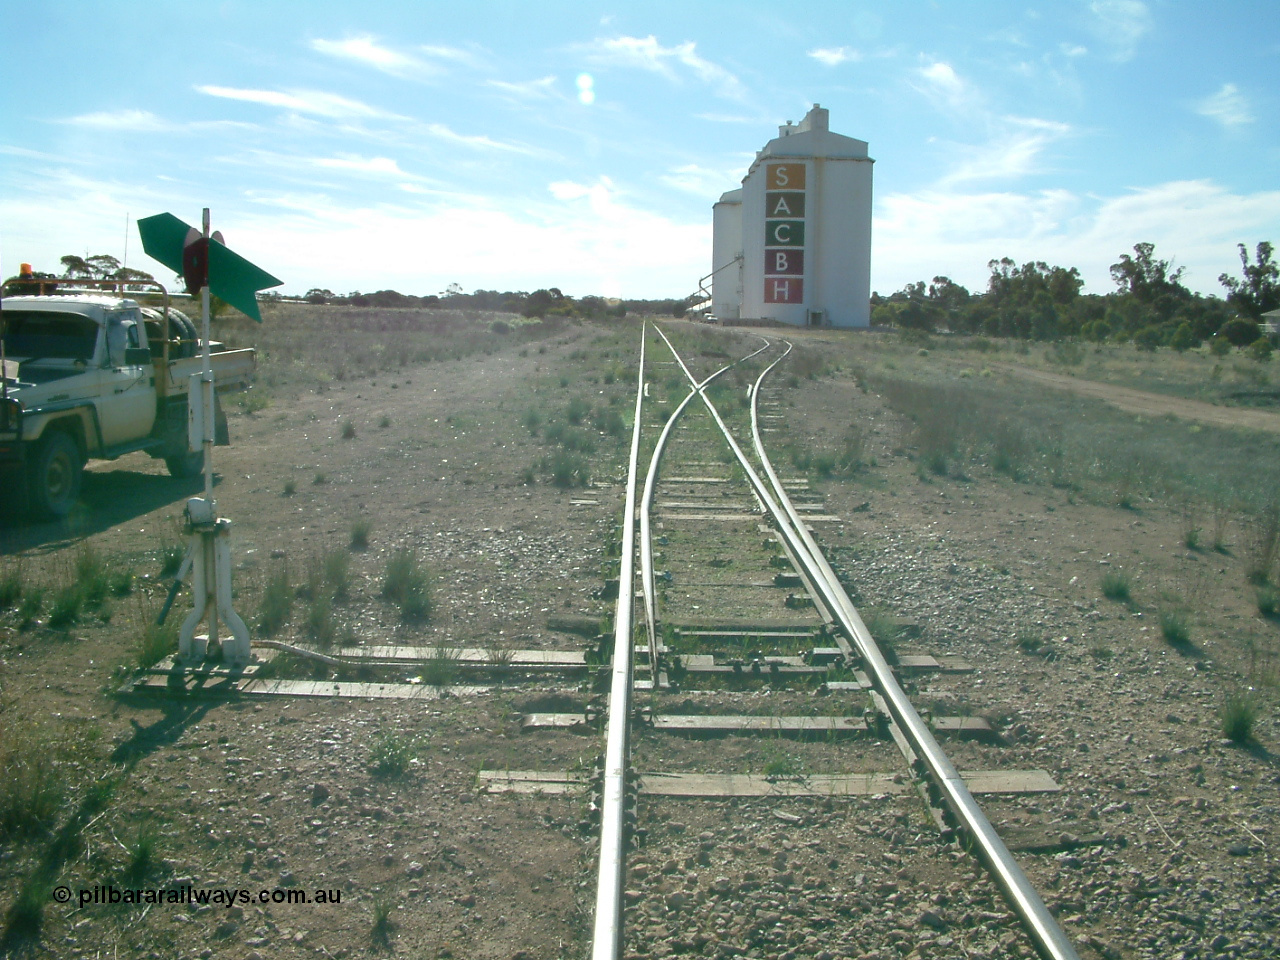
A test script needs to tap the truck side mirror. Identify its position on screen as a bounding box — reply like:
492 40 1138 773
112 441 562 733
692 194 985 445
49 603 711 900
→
125 346 152 366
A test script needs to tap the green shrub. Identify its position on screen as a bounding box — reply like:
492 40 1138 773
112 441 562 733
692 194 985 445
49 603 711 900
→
47 582 83 628
368 731 422 777
282 479 297 497
371 892 396 945
350 519 372 551
238 390 270 414
1159 609 1191 646
323 547 351 600
1100 570 1131 602
306 595 336 648
566 396 590 425
124 822 159 883
543 451 590 488
1220 691 1257 744
0 722 65 840
861 609 905 659
258 565 293 636
558 428 595 454
341 421 357 440
1258 583 1280 618
18 587 44 629
137 615 178 668
160 540 185 578
109 567 135 596
75 543 110 608
594 407 626 438
421 644 462 686
399 581 432 623
5 878 49 941
837 426 867 474
383 549 432 623
0 565 23 609
1016 632 1045 655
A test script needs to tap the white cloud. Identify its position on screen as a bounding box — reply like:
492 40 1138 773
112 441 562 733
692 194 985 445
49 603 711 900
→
584 35 745 100
232 179 707 297
1060 43 1088 57
915 60 976 112
310 36 478 77
808 46 860 67
659 163 741 197
1088 0 1152 62
873 179 1280 296
311 36 430 77
60 109 251 134
419 44 472 61
486 75 558 100
61 109 172 132
424 123 543 155
196 85 402 120
2 155 711 298
940 117 1073 185
311 155 415 178
1194 83 1253 128
0 145 67 162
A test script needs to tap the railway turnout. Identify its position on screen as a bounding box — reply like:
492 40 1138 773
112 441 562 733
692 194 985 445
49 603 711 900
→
582 324 1082 960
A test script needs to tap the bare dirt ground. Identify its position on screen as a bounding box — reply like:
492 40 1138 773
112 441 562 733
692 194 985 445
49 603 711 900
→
1 317 1277 960
989 362 1280 435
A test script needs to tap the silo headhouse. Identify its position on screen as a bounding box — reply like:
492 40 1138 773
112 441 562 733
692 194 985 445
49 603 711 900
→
711 104 873 328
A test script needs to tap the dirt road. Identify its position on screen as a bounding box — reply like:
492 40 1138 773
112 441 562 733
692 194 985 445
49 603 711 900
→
991 361 1280 434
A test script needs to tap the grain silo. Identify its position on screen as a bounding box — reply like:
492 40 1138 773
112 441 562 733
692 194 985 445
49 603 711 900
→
711 105 873 327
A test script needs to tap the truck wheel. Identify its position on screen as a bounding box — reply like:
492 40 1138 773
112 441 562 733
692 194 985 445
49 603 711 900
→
165 450 204 478
28 432 83 519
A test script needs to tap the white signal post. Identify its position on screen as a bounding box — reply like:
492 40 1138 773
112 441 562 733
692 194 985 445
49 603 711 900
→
177 208 251 666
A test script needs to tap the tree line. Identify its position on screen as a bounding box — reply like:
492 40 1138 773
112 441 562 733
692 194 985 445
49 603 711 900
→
872 241 1279 353
4 258 691 321
298 284 691 319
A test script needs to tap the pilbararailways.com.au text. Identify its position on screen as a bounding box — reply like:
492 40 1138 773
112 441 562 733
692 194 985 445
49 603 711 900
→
63 885 341 909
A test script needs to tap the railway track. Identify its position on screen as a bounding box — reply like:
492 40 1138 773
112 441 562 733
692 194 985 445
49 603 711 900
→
122 319 1085 957
586 323 1081 960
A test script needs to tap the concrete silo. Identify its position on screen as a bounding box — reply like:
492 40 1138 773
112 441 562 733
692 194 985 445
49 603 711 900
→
711 104 873 327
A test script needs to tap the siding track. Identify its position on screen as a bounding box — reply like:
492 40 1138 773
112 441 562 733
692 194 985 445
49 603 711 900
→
588 323 1081 960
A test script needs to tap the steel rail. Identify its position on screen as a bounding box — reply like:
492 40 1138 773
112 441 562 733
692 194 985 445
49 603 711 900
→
638 338 773 681
591 324 649 960
741 344 1081 960
656 326 1080 960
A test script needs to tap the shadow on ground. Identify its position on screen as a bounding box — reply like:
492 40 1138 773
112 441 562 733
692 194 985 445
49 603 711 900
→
1 699 214 954
0 470 219 555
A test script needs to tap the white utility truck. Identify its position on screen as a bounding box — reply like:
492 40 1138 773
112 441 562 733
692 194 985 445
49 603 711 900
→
0 278 254 519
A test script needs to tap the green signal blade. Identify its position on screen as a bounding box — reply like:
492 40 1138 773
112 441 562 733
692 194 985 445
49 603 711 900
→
207 239 282 323
136 212 191 275
136 212 282 323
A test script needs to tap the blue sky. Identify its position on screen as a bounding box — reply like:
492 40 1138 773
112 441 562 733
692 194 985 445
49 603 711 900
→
2 0 1277 301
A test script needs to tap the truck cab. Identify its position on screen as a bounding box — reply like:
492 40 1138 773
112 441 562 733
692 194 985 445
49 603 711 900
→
1 281 253 520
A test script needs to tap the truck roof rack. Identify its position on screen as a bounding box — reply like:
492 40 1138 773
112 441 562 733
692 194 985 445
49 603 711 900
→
2 277 182 365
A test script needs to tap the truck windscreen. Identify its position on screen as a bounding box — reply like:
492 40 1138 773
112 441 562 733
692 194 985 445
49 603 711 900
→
0 310 98 360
